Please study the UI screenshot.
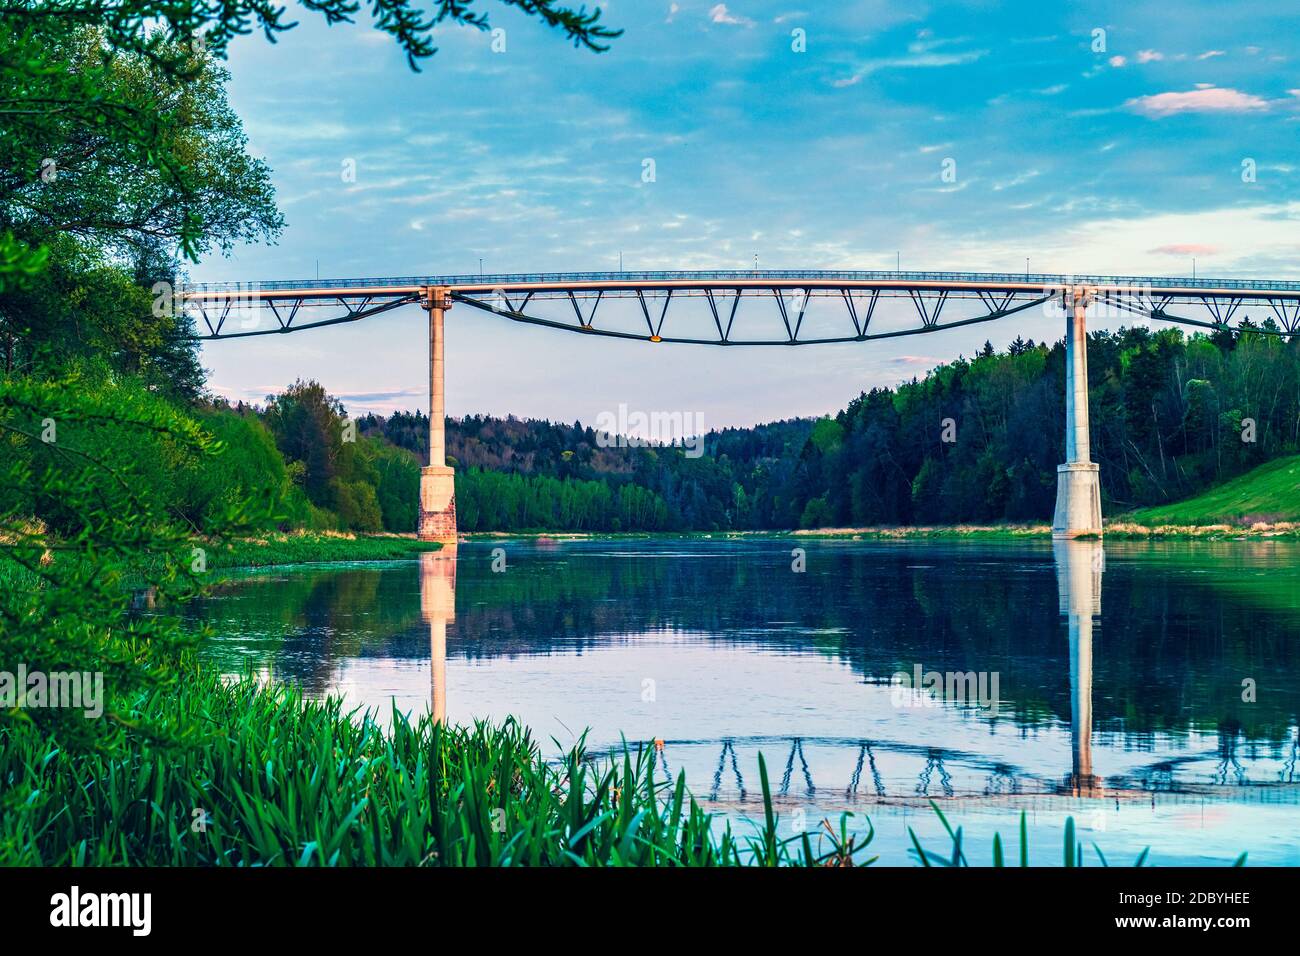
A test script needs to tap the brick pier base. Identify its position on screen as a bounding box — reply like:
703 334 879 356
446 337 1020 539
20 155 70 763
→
418 466 457 543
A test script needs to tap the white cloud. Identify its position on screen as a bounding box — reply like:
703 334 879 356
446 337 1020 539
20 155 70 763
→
1136 49 1164 64
993 169 1041 191
833 49 987 88
709 4 753 26
1150 243 1219 257
936 202 1300 280
1126 86 1271 117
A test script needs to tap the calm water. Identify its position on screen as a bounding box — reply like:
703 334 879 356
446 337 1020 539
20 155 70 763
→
190 536 1300 865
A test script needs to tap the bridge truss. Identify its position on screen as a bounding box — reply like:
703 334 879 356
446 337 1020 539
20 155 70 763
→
635 731 1300 804
178 270 1300 344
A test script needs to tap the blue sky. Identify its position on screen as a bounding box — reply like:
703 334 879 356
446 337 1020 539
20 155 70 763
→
195 1 1300 429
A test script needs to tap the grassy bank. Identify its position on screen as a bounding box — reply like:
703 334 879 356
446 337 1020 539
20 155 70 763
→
793 523 1299 541
1 670 1218 867
790 525 1049 539
463 527 1053 541
469 516 1299 543
0 532 442 592
1124 455 1300 528
207 532 441 571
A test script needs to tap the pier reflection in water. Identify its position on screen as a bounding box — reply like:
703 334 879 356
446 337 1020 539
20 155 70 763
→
195 537 1300 864
420 548 456 725
1056 538 1102 798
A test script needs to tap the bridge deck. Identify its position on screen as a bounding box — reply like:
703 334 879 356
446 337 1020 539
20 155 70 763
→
177 269 1300 342
180 269 1300 300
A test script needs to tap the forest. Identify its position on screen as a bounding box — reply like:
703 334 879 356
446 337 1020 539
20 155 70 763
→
359 323 1299 531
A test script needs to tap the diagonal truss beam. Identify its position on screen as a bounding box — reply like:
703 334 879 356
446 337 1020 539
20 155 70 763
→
449 289 1055 345
187 293 418 340
1097 291 1297 337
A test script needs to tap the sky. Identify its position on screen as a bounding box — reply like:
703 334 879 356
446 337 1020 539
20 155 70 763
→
192 0 1300 431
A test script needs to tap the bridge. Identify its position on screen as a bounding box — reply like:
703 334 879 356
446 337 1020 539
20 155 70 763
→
178 269 1300 543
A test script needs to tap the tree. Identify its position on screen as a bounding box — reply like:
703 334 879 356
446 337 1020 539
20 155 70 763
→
0 235 207 396
2 28 283 263
264 380 347 507
0 24 280 392
0 0 621 283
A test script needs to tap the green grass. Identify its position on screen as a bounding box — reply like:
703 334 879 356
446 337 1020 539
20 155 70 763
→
0 670 1246 867
0 532 442 593
1125 455 1300 527
0 672 837 866
207 532 441 571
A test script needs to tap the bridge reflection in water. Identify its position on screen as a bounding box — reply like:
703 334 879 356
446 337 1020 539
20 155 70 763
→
415 542 1300 807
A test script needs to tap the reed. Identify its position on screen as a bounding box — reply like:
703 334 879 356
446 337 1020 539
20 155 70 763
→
1 672 790 866
0 672 1247 867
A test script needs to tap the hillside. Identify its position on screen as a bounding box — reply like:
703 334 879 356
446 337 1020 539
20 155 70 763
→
1127 455 1300 526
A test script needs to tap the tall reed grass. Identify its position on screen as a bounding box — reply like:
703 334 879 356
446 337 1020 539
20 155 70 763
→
0 673 1244 867
2 674 821 866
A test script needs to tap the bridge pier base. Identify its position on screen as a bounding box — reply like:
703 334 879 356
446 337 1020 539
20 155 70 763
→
419 466 457 542
1053 288 1103 538
1053 462 1102 538
418 287 458 545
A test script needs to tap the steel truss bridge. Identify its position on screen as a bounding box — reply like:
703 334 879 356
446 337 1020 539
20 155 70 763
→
180 268 1300 541
179 269 1300 344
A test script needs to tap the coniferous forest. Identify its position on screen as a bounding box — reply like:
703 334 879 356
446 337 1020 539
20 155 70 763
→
360 324 1299 532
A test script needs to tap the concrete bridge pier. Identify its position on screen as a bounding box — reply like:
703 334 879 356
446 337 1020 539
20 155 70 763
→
419 286 458 543
1053 287 1103 538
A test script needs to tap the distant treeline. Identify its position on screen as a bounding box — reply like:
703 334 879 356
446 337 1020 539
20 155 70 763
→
358 324 1299 530
358 411 816 531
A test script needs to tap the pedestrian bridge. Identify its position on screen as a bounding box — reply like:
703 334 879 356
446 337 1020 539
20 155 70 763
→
178 269 1300 542
179 269 1300 343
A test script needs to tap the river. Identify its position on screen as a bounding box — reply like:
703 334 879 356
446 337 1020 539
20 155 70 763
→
189 536 1300 865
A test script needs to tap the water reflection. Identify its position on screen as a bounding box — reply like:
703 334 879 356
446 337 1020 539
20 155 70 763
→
1054 538 1102 797
420 547 456 724
252 538 1298 864
193 538 1300 807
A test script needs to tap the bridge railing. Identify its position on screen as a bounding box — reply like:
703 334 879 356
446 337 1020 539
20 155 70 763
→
178 269 1300 295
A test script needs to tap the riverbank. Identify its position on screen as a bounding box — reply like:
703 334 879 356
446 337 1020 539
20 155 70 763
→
463 522 1300 542
0 668 845 866
461 456 1300 542
0 532 442 593
207 531 441 571
791 522 1300 540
